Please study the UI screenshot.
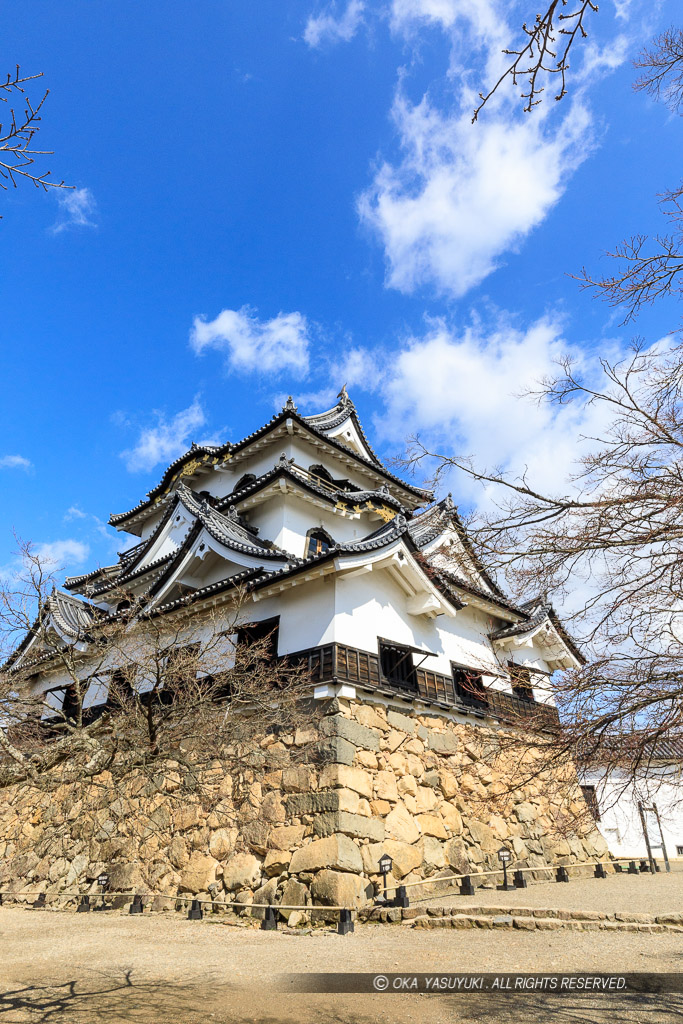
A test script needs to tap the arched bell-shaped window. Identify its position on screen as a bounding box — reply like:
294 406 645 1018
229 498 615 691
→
308 464 333 485
306 528 334 558
233 473 256 493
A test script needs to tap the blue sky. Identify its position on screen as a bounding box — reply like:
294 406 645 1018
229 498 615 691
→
1 0 679 580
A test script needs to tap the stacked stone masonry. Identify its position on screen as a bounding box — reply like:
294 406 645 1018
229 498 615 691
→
0 698 609 918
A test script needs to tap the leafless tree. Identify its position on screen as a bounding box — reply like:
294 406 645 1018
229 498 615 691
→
0 543 320 833
634 27 683 114
403 334 683 809
1 66 72 201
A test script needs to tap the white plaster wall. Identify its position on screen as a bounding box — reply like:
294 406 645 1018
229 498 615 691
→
248 493 373 559
583 769 683 861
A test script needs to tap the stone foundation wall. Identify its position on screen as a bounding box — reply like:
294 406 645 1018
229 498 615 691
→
0 696 609 917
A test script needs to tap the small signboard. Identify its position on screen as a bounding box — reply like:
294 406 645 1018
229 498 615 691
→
497 847 512 864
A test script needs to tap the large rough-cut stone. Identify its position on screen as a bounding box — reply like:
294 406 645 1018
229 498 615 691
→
419 836 447 872
467 819 499 852
311 869 369 908
279 878 308 921
289 834 363 875
107 861 145 892
281 767 312 793
260 791 286 823
513 802 536 823
444 838 469 874
417 814 448 839
385 803 420 844
374 771 398 802
320 715 380 752
361 842 384 875
179 853 221 894
222 852 261 892
208 829 234 861
286 791 340 816
440 803 463 834
354 705 386 730
317 737 355 766
383 839 422 878
268 826 306 851
168 836 189 869
241 820 271 855
264 849 291 877
387 710 416 734
319 765 373 799
416 786 439 813
426 731 459 755
312 812 384 842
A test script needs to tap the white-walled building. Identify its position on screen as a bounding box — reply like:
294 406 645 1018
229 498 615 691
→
17 390 583 731
581 743 683 864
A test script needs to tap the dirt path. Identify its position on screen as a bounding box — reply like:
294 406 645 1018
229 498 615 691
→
1 906 682 1023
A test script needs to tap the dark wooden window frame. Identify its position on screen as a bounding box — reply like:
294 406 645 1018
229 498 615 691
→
378 639 418 693
508 661 535 702
451 662 489 708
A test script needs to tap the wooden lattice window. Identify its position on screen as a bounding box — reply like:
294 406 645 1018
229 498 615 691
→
379 640 418 693
452 664 488 708
236 617 279 665
581 785 601 821
508 662 534 701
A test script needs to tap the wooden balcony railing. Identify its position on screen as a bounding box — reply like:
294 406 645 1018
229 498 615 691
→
284 641 559 733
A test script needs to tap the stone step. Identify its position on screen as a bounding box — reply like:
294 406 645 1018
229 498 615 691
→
399 905 683 927
408 912 683 933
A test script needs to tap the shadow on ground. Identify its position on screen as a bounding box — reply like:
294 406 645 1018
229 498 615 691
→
2 975 682 1024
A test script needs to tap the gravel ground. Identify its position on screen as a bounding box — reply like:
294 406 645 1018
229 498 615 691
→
414 863 683 916
1 903 682 1024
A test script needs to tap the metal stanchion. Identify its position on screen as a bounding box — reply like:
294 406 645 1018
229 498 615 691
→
337 909 354 935
129 894 144 915
394 885 409 909
459 875 475 896
76 895 90 913
555 867 570 883
628 861 639 875
594 863 607 879
260 906 277 931
32 893 46 908
513 870 527 888
187 899 203 920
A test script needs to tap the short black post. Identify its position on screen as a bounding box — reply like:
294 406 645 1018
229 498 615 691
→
513 870 527 889
654 861 661 872
459 875 475 896
76 895 90 913
260 905 277 931
628 860 639 875
337 909 354 935
32 892 46 908
614 863 623 873
129 894 144 915
187 899 203 920
394 885 409 909
555 866 570 883
0 892 4 906
594 863 607 879
639 859 651 873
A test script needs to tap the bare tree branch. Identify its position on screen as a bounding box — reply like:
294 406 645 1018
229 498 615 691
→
0 65 73 202
473 0 598 122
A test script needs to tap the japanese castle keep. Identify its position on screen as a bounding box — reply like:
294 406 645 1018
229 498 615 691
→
1 390 609 909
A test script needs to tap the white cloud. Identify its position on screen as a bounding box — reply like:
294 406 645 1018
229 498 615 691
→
372 315 622 501
50 187 97 235
359 91 594 298
33 539 90 569
190 306 310 376
121 399 207 473
0 455 31 471
304 0 365 47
